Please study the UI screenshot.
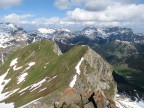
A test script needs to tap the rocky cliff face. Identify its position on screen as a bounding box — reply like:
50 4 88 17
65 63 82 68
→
18 43 117 108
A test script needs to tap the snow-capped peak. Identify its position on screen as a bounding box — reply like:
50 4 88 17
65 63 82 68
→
96 28 108 36
37 28 56 34
0 23 23 33
8 24 17 30
84 29 95 35
61 28 71 32
82 27 96 36
54 28 71 33
0 23 27 48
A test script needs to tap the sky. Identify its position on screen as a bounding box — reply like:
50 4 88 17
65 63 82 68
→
0 0 144 32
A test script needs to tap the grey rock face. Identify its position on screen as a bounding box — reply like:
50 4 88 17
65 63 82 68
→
78 47 117 99
23 47 117 108
53 42 62 56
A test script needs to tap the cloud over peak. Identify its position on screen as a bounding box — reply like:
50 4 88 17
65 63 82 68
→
3 13 33 23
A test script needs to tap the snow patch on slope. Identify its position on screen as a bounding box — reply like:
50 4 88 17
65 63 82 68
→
19 75 57 93
69 57 84 88
75 57 84 75
4 88 20 100
19 97 42 108
10 58 23 71
29 78 47 92
116 94 144 108
0 68 20 102
18 86 30 93
23 62 35 71
16 62 35 84
0 103 14 108
38 87 47 93
13 65 23 71
0 69 15 107
10 58 18 67
0 69 11 100
69 75 77 88
28 62 35 67
17 73 28 84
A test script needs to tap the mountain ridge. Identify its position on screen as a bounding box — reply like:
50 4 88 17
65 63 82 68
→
0 40 116 108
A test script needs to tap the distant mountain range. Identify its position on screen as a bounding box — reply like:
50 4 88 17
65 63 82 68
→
0 23 144 49
28 26 144 44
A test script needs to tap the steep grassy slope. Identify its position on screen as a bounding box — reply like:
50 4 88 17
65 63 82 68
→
0 40 116 108
0 40 88 107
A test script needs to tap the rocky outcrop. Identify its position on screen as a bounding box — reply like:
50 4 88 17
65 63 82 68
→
23 46 117 108
53 42 62 56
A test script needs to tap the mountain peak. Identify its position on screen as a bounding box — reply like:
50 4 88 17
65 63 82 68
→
0 23 27 48
0 40 116 108
0 23 24 33
37 28 71 34
37 28 56 34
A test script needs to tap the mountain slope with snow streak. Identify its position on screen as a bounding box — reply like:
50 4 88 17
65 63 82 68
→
0 40 116 108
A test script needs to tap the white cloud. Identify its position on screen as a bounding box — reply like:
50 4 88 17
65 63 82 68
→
19 17 60 28
1 0 144 30
33 17 61 25
3 13 33 23
67 4 144 22
0 0 21 9
54 0 70 10
2 13 62 27
1 12 143 31
84 0 135 11
53 0 144 29
2 0 144 32
84 0 113 11
54 0 135 11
